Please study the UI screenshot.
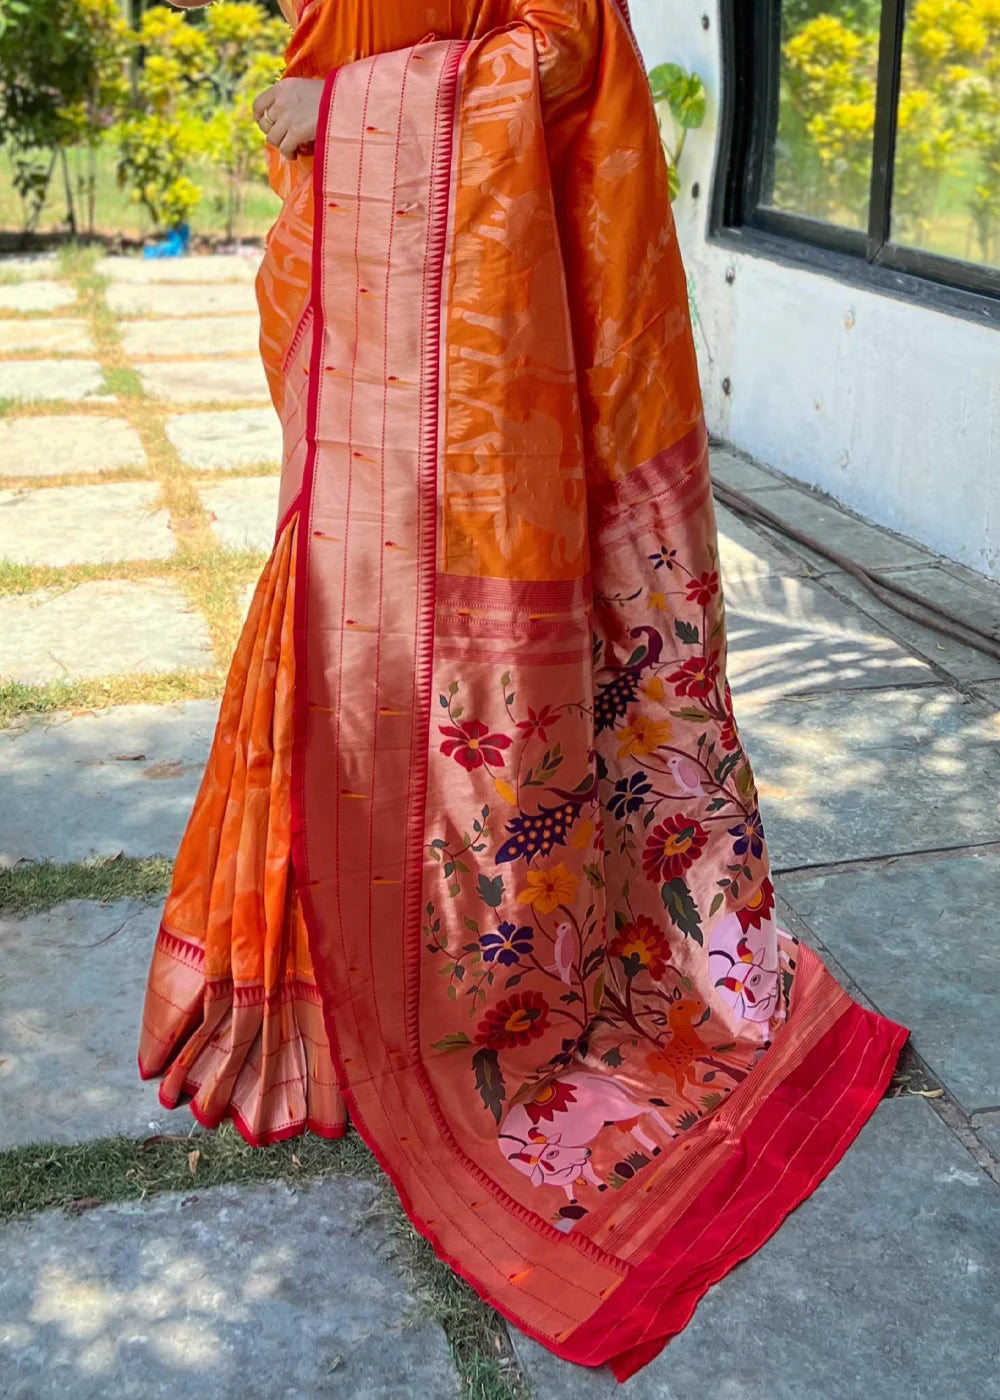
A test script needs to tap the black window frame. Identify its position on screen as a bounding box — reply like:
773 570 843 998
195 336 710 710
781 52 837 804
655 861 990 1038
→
711 0 1000 328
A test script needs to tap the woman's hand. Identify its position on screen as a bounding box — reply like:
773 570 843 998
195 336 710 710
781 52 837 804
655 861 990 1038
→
252 79 325 160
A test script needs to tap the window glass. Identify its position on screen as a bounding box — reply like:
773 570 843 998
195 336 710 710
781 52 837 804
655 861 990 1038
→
892 0 1000 269
765 1 883 231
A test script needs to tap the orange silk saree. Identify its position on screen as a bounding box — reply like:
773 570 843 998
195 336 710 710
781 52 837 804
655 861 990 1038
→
139 0 908 1378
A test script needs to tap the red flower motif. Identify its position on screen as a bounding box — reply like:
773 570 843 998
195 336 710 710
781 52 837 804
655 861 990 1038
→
609 914 672 980
685 571 720 606
523 1079 578 1124
476 990 551 1049
719 680 740 750
439 718 512 771
642 814 709 882
667 654 720 699
736 877 775 932
516 705 562 743
719 715 740 751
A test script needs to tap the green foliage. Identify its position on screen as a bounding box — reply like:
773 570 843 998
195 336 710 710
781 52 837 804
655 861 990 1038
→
0 0 132 232
647 62 707 202
113 1 287 236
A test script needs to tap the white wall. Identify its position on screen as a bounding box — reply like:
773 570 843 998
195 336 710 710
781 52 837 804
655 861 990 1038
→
628 1 1000 582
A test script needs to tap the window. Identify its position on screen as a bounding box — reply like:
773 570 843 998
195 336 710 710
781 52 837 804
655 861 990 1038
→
716 0 1000 313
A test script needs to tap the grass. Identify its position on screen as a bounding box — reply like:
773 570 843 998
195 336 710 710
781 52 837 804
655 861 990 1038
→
0 854 173 916
101 364 144 398
0 670 222 727
0 1124 377 1224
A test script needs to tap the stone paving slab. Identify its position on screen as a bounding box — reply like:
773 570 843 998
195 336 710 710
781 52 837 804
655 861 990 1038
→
736 687 1000 871
974 679 1000 709
0 319 94 354
0 1178 461 1400
0 359 110 404
105 282 259 317
0 482 173 565
0 415 147 479
199 477 278 552
136 357 270 405
0 254 58 278
724 570 932 702
0 282 77 313
0 581 213 685
166 408 281 471
753 486 936 574
96 253 260 283
709 446 786 493
0 899 165 1150
820 565 1000 684
120 316 262 359
780 851 1000 1113
0 700 218 866
513 1099 1000 1400
715 502 806 581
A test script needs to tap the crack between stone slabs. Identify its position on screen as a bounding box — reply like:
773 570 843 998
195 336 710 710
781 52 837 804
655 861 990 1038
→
775 893 1000 1189
812 570 1000 689
774 840 1000 882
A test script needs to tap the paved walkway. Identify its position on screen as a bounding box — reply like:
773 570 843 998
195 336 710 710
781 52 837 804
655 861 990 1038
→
1 251 998 1399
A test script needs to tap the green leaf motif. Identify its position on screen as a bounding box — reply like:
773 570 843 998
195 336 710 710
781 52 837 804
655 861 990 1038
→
583 863 605 889
473 1047 507 1125
431 1032 472 1052
661 878 704 944
477 873 504 908
675 620 700 645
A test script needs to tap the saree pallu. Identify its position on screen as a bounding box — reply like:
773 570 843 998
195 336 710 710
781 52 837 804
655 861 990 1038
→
139 0 908 1378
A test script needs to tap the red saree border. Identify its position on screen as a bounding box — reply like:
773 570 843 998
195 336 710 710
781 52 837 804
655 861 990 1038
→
597 1002 908 1379
590 419 709 525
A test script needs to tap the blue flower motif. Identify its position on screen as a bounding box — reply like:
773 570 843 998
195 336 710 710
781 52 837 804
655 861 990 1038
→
480 922 534 966
729 809 765 859
607 771 652 819
648 546 678 571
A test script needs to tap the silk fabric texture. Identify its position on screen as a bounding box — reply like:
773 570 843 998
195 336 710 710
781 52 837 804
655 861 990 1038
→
139 0 908 1378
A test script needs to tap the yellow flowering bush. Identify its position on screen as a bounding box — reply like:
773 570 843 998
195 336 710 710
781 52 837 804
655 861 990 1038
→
114 1 286 237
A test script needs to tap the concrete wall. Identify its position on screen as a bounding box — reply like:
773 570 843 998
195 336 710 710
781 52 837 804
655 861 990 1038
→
627 1 1000 582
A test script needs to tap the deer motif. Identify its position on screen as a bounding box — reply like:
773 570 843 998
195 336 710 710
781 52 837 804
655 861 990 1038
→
645 993 749 1108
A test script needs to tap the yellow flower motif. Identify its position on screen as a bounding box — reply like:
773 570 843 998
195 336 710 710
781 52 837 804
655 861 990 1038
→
616 712 672 760
494 776 517 806
517 862 579 915
645 676 666 703
649 591 668 611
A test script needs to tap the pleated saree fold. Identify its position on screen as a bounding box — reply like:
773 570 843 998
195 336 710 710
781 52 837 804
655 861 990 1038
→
140 0 908 1377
